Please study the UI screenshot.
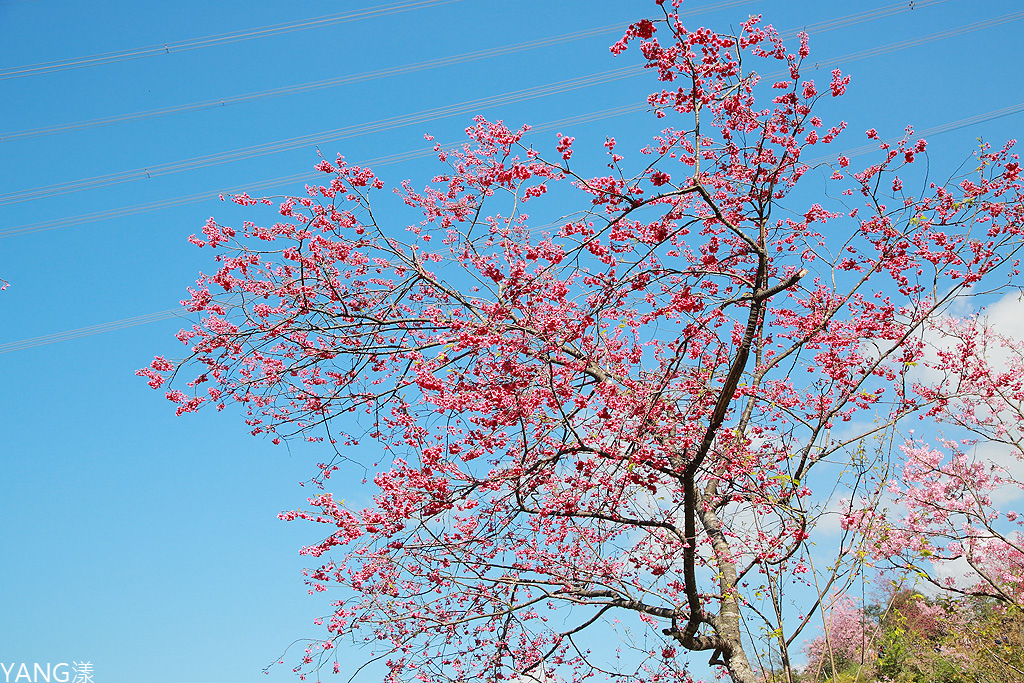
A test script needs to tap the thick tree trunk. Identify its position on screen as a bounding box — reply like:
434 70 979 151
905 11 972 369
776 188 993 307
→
718 606 760 683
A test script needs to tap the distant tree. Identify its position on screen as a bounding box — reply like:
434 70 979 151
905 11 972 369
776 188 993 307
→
846 323 1024 606
802 597 873 680
141 1 1024 681
803 586 1024 683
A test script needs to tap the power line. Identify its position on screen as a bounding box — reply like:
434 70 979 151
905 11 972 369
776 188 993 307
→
794 0 950 33
802 9 1024 67
0 109 653 353
0 25 628 142
2 6 1009 209
0 103 642 239
5 97 1018 243
0 0 464 80
0 66 647 206
0 0 948 143
2 98 1021 353
803 102 1024 166
2 6 1016 236
0 309 188 354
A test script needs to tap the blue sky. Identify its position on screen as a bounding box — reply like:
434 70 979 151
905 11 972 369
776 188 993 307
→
1 0 1023 681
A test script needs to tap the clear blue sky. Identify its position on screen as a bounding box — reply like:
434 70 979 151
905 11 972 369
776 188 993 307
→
1 0 1022 681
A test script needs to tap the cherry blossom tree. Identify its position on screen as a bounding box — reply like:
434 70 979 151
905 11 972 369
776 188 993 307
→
801 585 1024 682
141 2 1024 682
847 314 1024 606
801 597 870 680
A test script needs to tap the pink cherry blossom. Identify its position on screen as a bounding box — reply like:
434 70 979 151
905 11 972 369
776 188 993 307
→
142 4 1024 682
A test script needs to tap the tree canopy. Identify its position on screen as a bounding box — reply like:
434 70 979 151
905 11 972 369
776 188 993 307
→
142 2 1024 682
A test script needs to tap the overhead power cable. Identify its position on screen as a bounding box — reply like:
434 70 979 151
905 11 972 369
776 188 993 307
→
0 308 188 354
3 8 1011 208
0 0 949 143
5 96 1019 243
0 24 630 142
0 103 641 239
2 7 1017 235
793 0 951 33
4 98 1018 242
6 96 1018 242
803 102 1024 166
0 0 464 80
802 9 1024 66
0 66 646 206
2 97 1021 354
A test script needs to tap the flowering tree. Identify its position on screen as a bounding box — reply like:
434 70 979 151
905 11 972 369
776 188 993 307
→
801 597 873 680
847 316 1024 606
141 2 1024 682
801 586 1024 682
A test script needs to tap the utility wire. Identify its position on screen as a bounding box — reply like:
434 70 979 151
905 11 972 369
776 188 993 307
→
0 24 630 142
801 9 1024 67
1 98 1020 353
0 103 641 239
0 0 766 84
0 0 948 143
803 102 1024 166
0 309 189 353
0 66 646 205
0 107 648 354
2 7 1017 235
1 0 1017 354
0 0 464 80
5 96 1018 243
1 5 1008 209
